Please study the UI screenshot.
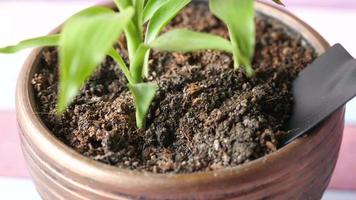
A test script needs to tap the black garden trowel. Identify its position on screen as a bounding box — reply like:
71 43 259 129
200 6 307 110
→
280 44 356 146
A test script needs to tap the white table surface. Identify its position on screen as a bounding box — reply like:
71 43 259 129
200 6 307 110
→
0 178 356 199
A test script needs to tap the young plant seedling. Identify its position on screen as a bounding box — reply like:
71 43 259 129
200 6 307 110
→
1 0 282 129
150 0 283 76
0 0 191 129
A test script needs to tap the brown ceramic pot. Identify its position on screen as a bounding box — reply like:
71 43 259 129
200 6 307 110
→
16 1 344 199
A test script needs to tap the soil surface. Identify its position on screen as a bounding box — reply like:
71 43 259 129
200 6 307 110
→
32 3 315 173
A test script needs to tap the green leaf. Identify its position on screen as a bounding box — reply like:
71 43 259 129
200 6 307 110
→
210 0 255 76
0 34 60 54
150 29 233 53
70 6 115 19
107 47 134 84
128 82 158 128
143 0 168 23
124 22 142 62
113 0 132 10
133 0 145 29
143 0 191 77
130 44 149 83
114 0 142 62
57 7 134 113
145 0 191 44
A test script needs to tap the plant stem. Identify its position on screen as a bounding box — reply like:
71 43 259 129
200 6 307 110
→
124 22 142 62
130 44 149 83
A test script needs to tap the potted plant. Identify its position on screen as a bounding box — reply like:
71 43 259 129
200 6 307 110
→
1 0 344 199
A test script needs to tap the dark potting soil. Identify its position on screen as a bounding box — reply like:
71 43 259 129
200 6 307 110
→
32 3 315 173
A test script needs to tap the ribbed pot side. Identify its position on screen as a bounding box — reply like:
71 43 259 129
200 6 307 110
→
16 1 344 200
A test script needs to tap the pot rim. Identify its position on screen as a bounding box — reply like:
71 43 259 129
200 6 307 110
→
16 0 331 189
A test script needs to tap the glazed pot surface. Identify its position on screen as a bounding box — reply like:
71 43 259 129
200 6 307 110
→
16 1 344 200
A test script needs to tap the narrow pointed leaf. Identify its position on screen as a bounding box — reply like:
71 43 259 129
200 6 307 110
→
143 0 191 77
114 0 141 62
57 7 134 113
143 0 168 23
210 0 255 74
129 82 158 128
107 47 133 84
69 6 116 19
150 29 233 53
130 44 149 83
113 0 132 10
0 35 60 54
124 22 142 62
134 0 145 28
145 0 191 44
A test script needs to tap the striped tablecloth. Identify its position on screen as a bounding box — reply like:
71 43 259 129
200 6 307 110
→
0 0 356 199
